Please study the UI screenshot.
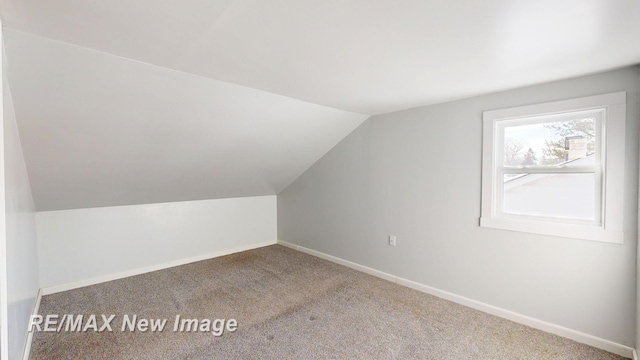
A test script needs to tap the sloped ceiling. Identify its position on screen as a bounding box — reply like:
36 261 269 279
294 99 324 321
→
4 30 367 210
3 0 640 114
1 0 640 210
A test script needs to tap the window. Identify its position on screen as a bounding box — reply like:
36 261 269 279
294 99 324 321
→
480 92 626 243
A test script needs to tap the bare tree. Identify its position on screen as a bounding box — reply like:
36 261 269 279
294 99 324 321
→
504 140 524 166
544 117 595 139
543 117 595 161
542 139 566 164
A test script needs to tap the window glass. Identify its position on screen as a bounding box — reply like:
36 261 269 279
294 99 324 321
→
502 173 596 220
502 115 597 167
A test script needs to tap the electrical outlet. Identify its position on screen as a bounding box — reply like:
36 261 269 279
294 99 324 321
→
389 235 396 246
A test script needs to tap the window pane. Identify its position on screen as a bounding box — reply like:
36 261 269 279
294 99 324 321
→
503 115 596 167
503 173 595 220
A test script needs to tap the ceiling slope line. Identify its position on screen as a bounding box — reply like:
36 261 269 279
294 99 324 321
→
4 28 371 117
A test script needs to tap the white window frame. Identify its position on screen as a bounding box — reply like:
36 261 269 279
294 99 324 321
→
480 92 626 243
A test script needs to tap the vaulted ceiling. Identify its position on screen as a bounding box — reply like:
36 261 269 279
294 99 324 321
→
1 0 639 210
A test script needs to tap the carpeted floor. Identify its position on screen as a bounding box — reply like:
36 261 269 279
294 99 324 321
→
30 245 628 359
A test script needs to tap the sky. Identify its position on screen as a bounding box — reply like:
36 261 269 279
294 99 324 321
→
504 122 562 159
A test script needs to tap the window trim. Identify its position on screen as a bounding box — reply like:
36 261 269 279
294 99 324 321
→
480 92 626 243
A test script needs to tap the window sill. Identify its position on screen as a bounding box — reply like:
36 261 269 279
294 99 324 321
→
480 217 623 244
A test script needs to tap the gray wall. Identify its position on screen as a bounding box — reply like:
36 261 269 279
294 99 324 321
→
278 66 640 346
3 48 40 359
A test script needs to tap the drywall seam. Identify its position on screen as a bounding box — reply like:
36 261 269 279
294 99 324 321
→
277 240 634 358
21 288 42 360
41 240 276 295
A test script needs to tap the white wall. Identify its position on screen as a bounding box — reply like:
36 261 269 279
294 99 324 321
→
2 43 40 360
37 195 277 290
278 67 640 347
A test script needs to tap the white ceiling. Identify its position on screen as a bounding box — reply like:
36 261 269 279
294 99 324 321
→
4 30 367 210
1 0 639 210
2 0 639 115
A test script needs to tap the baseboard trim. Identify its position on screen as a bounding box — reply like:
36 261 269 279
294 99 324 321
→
277 240 634 359
633 348 638 360
279 240 396 283
22 288 42 360
42 240 277 295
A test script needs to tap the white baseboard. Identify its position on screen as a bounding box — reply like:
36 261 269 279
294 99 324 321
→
277 240 635 359
22 288 42 360
278 239 396 282
633 348 637 360
42 240 277 295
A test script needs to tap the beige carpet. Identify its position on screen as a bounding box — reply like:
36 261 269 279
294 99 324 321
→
30 245 628 359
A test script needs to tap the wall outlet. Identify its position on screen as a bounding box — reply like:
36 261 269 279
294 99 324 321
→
389 235 397 246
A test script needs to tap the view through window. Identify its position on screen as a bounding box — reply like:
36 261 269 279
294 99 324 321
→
499 110 602 223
